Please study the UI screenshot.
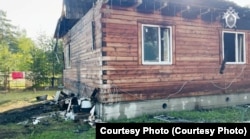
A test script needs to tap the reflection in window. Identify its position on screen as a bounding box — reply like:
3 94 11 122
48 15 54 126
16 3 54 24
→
142 24 172 65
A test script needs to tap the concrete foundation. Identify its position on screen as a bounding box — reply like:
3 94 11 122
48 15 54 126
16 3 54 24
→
95 92 250 121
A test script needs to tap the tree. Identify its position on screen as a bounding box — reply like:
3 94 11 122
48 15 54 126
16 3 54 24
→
28 34 64 88
15 36 35 71
0 44 12 71
0 10 64 88
0 10 19 53
0 10 32 72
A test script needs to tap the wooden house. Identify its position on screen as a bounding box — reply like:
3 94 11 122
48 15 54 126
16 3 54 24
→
54 0 250 121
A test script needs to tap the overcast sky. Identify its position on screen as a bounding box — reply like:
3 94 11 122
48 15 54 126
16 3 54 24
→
228 0 250 7
0 0 63 40
0 0 249 40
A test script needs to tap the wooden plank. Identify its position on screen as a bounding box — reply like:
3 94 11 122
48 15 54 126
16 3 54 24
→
101 18 137 25
176 56 218 61
105 51 138 57
102 56 138 61
103 36 138 43
105 61 138 66
103 47 138 52
103 23 138 30
104 42 138 48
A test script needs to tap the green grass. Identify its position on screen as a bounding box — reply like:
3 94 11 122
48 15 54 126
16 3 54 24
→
111 106 250 123
0 90 56 103
0 120 96 139
1 90 250 139
0 90 96 139
165 107 250 123
1 107 249 139
0 100 11 105
0 90 56 112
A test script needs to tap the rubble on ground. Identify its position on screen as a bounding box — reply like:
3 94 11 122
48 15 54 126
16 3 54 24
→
0 89 103 128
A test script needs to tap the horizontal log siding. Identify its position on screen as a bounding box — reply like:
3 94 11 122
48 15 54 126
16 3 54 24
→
63 3 103 97
99 6 250 103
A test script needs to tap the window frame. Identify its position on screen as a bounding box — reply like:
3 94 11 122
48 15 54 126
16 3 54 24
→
222 31 246 64
142 24 173 65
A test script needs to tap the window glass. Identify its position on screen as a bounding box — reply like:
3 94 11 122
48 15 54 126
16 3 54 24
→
223 32 245 64
143 26 159 62
142 24 172 65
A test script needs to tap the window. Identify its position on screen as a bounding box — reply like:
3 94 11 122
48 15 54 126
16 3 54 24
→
65 44 71 68
142 24 172 65
223 31 245 64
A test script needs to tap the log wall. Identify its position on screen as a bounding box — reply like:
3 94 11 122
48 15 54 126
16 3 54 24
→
62 2 103 97
99 5 250 103
62 2 250 103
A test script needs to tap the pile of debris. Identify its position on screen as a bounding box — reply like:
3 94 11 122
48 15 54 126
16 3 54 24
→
12 89 103 128
53 90 102 127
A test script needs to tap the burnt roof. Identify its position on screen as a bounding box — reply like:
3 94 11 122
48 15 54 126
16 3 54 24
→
107 0 250 30
54 0 95 38
54 0 250 38
54 16 79 38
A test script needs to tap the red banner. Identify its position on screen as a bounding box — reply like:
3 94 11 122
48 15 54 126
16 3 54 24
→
12 72 24 79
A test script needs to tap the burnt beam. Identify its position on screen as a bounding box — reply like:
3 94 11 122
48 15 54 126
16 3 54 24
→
154 1 168 14
131 0 142 9
157 1 168 11
197 8 211 19
106 0 139 7
176 5 191 16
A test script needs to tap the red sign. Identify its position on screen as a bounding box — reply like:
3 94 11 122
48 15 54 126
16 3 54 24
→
12 72 24 79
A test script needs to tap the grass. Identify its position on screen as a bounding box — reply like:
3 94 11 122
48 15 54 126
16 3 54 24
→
0 90 55 102
0 90 250 139
0 120 96 139
166 107 250 123
0 89 96 139
0 90 56 113
109 106 250 123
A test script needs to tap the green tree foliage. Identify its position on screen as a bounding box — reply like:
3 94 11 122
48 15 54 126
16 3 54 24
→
0 10 19 53
28 34 63 87
0 44 12 71
28 47 50 87
0 10 32 72
0 10 63 88
16 36 34 71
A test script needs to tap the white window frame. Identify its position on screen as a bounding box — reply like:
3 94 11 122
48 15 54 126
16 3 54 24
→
222 31 246 64
142 24 172 65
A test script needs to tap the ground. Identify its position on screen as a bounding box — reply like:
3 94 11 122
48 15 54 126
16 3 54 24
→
0 91 94 139
0 100 58 138
0 102 56 125
1 90 250 138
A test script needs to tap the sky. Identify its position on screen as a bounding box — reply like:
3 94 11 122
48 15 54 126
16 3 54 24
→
0 0 249 40
0 0 63 40
227 0 250 7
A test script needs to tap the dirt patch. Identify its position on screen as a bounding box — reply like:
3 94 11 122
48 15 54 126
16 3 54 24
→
0 99 94 139
0 129 24 139
0 95 54 113
0 100 60 139
0 101 57 125
0 101 34 113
